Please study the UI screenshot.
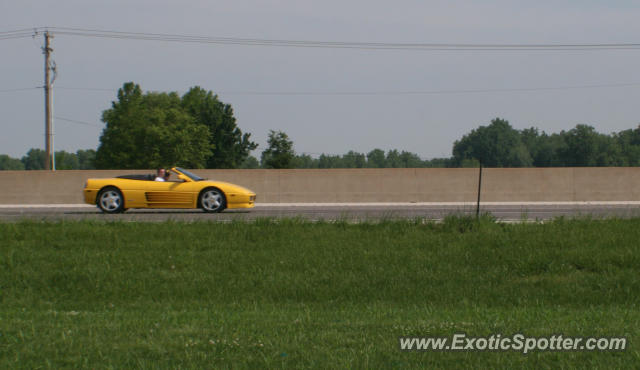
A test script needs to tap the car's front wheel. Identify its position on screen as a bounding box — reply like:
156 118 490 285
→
97 187 124 213
199 188 226 213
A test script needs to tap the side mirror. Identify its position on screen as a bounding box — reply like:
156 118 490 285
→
178 174 189 181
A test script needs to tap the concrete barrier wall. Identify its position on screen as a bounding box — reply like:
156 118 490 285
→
1 168 639 204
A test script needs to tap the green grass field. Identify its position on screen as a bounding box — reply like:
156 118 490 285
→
1 217 639 368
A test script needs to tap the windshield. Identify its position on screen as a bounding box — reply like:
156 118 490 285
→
174 167 204 181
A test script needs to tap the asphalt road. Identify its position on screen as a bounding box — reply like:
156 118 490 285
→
2 203 640 222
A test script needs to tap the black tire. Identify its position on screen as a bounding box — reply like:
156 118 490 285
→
198 187 227 213
97 186 125 214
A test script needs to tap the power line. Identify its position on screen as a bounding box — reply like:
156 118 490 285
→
6 80 640 98
217 82 640 96
54 116 103 128
6 26 639 51
0 28 36 41
0 28 37 35
50 81 640 96
0 33 34 41
0 87 41 93
55 86 115 92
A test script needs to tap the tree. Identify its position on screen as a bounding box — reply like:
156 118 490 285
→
423 157 452 168
21 148 46 170
520 127 544 165
182 87 257 168
615 126 640 166
386 150 403 168
342 151 366 168
15 148 95 170
460 158 480 167
0 155 25 170
367 149 386 168
318 154 343 168
453 118 532 167
398 151 424 168
594 132 624 166
520 128 567 167
76 149 96 169
95 82 212 169
557 124 617 166
239 155 260 169
294 154 319 168
54 151 80 170
261 130 295 169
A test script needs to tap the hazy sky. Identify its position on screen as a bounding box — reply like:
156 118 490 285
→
2 1 640 159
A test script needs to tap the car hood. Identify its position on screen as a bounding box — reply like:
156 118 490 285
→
202 180 255 194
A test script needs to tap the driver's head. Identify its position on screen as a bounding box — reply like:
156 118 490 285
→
157 168 165 177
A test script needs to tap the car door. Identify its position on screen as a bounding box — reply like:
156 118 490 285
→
144 180 199 208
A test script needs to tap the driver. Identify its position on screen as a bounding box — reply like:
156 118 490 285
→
154 168 166 181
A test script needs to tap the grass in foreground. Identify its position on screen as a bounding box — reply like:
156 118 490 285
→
1 216 639 368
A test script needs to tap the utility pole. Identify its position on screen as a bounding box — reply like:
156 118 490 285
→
43 31 53 171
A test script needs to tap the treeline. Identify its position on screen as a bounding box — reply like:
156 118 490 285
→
0 149 96 170
241 119 640 169
241 149 451 170
292 150 451 169
451 118 640 167
2 81 639 170
4 119 640 170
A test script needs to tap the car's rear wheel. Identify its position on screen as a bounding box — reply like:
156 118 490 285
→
97 187 124 213
199 188 226 213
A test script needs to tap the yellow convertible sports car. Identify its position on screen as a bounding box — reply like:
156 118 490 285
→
84 167 256 213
